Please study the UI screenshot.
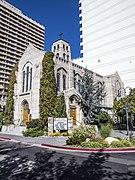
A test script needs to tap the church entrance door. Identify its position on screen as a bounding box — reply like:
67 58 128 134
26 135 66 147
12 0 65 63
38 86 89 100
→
70 107 76 126
22 101 29 125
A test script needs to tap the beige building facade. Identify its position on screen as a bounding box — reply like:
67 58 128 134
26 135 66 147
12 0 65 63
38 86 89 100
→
14 39 124 126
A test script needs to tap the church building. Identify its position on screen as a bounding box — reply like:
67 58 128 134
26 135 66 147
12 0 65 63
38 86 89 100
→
14 39 124 126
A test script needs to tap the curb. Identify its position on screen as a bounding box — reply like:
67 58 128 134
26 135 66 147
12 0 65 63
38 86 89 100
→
1 136 135 153
41 143 135 153
0 137 11 141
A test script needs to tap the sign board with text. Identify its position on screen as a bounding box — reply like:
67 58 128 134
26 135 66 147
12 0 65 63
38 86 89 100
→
54 118 68 131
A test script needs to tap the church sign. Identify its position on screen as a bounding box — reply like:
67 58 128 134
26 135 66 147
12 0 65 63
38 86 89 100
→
54 118 68 131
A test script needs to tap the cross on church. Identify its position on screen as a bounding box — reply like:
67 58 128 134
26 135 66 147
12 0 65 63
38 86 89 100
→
59 32 63 39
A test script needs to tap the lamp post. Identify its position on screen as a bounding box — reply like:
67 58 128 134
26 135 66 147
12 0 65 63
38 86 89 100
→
118 86 131 136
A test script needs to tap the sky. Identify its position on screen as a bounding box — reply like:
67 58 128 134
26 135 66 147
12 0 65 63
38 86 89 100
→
6 0 80 59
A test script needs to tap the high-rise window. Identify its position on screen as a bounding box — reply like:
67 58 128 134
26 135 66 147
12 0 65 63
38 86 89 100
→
26 66 29 92
57 73 60 92
30 68 32 90
63 75 66 90
22 71 25 92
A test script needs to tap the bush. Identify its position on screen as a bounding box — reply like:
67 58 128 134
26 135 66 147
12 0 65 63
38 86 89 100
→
50 131 71 137
26 119 46 130
129 132 135 144
100 125 112 139
61 132 72 136
22 127 44 137
50 132 61 137
121 139 133 147
3 120 14 125
96 111 113 127
111 141 124 148
66 124 96 145
81 140 110 148
102 140 110 148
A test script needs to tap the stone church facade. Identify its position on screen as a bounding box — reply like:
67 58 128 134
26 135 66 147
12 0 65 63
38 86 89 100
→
14 39 124 126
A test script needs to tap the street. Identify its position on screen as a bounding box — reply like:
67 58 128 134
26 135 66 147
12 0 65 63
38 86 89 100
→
0 140 135 180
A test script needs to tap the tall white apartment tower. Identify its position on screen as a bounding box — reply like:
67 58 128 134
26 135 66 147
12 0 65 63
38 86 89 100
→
0 0 45 108
79 0 135 88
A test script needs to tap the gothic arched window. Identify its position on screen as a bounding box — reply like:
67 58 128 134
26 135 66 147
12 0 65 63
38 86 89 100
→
74 78 76 89
57 73 60 93
29 68 32 90
26 66 29 92
66 46 68 51
56 53 59 59
67 55 69 61
63 53 66 59
78 79 81 92
22 70 25 92
63 75 66 90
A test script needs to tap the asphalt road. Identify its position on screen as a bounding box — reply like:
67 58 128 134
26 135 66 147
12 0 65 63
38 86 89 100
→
0 140 135 180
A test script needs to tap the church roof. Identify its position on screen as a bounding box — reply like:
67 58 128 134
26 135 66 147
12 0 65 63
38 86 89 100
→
52 39 69 44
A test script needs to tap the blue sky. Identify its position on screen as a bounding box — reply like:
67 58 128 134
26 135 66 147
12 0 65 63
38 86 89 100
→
6 0 80 59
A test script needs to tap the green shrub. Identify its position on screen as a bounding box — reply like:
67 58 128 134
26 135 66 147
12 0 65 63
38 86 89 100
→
95 111 113 127
102 140 110 148
111 139 134 148
121 139 133 147
81 141 102 148
129 132 135 144
50 132 61 137
26 119 39 129
61 132 72 136
3 120 14 125
100 125 112 139
66 124 96 145
111 141 125 148
22 127 44 137
50 131 71 137
81 140 110 148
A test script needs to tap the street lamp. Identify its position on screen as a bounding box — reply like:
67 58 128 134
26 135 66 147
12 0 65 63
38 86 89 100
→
117 86 131 136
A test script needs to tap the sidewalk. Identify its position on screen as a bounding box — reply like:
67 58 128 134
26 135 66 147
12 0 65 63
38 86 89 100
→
110 130 135 139
0 132 68 146
0 130 135 146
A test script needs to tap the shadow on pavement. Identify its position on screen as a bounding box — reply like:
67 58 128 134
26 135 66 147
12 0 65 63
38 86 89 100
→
0 148 135 180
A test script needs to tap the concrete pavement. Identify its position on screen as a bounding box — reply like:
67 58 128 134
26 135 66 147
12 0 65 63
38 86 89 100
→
1 130 135 153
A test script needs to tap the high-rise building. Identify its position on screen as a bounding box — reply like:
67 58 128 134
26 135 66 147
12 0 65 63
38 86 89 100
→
78 0 135 88
0 0 45 108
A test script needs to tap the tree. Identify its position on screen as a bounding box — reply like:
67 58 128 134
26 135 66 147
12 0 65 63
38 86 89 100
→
54 92 67 118
78 69 105 124
113 88 135 126
95 111 112 127
4 63 18 124
39 52 57 128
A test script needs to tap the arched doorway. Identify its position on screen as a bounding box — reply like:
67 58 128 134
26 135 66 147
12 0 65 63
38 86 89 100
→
22 100 29 125
69 95 79 126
